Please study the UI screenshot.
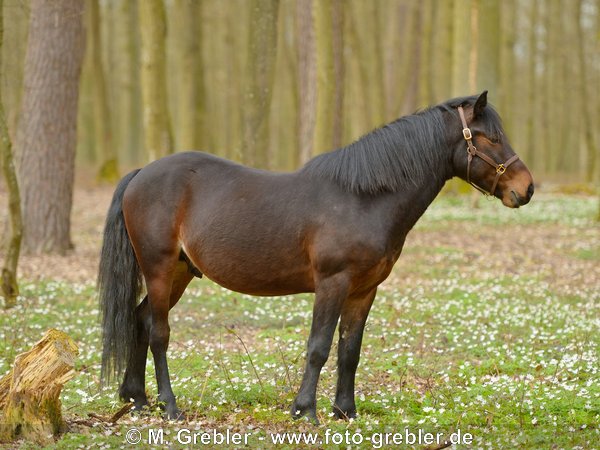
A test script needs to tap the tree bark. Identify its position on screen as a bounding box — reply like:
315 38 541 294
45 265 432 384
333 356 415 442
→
112 0 141 166
15 0 84 255
88 0 118 182
1 0 29 138
0 0 22 308
139 0 172 161
431 0 453 102
296 0 317 164
0 329 78 443
312 0 335 155
452 0 473 96
330 0 344 149
171 0 204 151
242 0 279 168
476 0 499 93
575 0 597 182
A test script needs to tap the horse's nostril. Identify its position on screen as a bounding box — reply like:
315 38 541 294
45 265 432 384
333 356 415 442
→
527 183 534 200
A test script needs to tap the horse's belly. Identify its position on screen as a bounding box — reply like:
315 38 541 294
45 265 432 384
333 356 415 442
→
199 259 314 296
185 237 315 296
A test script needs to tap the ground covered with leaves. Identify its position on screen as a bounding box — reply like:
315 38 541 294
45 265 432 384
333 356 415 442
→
0 188 598 449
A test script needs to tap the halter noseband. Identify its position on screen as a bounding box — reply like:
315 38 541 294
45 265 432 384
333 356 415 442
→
457 106 519 197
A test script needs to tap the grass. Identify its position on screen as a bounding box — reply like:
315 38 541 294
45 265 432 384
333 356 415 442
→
0 193 598 449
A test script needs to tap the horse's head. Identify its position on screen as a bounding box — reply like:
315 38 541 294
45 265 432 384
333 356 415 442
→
449 91 534 208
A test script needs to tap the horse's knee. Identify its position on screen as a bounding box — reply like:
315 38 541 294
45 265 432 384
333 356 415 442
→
338 340 361 370
308 344 330 367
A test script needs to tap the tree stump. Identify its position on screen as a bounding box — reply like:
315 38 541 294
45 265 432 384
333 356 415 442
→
0 329 78 443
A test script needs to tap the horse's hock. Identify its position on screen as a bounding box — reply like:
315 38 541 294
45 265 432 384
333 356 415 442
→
0 329 78 443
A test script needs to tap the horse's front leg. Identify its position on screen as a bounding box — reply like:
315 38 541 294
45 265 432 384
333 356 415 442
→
291 275 349 424
333 288 376 419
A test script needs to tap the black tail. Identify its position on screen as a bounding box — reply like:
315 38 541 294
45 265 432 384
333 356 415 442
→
98 169 143 383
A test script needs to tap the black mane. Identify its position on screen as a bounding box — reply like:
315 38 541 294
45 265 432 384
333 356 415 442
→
302 95 504 194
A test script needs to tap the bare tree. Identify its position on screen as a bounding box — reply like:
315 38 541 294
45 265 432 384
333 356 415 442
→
0 0 22 307
16 0 85 255
241 0 279 168
139 0 172 161
296 0 316 164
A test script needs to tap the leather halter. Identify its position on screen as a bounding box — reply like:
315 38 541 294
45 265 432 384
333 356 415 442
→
458 106 519 197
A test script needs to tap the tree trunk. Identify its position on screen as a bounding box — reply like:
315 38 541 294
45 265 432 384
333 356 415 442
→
15 0 84 255
242 0 279 168
575 0 597 182
431 0 452 102
417 0 434 108
0 0 22 308
1 0 29 138
525 0 539 169
139 0 172 161
498 0 515 129
0 329 78 443
112 0 141 166
296 0 317 164
171 0 204 151
312 0 335 154
330 0 344 149
88 0 118 182
476 0 499 93
452 0 473 96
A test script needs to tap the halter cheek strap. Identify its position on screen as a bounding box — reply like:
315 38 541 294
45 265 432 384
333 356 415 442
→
457 106 520 197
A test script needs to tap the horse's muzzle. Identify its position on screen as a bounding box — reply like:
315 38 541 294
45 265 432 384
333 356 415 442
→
509 183 534 208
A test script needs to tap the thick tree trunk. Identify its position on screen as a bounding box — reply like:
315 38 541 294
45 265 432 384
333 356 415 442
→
242 0 279 168
112 0 140 166
296 0 317 165
139 0 172 161
15 0 84 255
171 0 204 151
312 0 335 155
575 0 597 182
330 0 344 149
0 0 22 308
476 0 499 93
0 329 78 443
452 0 473 96
88 0 118 182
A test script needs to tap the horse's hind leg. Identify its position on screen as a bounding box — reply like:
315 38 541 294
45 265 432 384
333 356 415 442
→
333 288 376 419
145 258 196 420
119 266 193 412
119 296 151 410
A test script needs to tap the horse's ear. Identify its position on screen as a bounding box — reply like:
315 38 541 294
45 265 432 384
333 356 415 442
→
473 90 488 117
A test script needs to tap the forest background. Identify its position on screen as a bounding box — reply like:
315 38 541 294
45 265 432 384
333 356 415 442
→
0 1 598 446
2 0 598 187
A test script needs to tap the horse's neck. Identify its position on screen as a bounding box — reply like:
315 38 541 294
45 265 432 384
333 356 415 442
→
387 171 450 248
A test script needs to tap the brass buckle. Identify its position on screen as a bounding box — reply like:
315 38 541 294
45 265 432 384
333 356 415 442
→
462 128 472 140
496 164 506 174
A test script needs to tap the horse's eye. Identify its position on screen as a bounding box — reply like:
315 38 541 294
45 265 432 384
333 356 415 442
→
489 136 500 144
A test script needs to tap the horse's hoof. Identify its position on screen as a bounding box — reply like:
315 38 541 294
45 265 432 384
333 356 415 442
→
165 408 186 421
332 404 357 420
290 403 319 425
131 402 150 415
